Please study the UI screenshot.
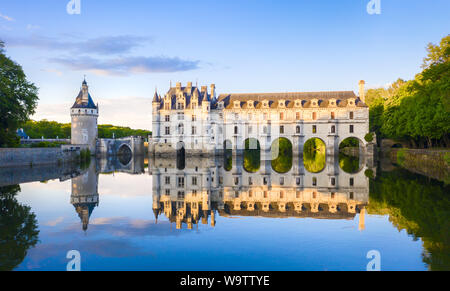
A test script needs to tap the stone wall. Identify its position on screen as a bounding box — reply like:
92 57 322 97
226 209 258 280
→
389 149 450 182
0 147 80 168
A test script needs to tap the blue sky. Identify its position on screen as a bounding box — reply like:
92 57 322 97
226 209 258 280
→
1 0 449 129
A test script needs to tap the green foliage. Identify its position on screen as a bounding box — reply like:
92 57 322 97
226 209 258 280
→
0 185 40 271
444 152 450 166
366 35 450 148
271 138 293 173
224 150 233 171
0 42 39 147
339 137 359 149
367 169 450 270
21 120 151 139
397 149 406 166
339 153 360 174
365 169 374 179
365 133 374 143
303 138 326 173
244 139 261 173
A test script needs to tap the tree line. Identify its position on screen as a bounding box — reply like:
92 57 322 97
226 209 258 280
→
21 120 151 140
365 35 450 148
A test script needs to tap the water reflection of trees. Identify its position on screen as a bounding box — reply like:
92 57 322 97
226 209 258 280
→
0 185 39 271
339 153 360 174
271 138 293 174
368 169 450 271
244 138 261 173
303 138 326 173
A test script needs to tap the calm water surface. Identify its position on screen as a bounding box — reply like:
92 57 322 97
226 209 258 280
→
0 154 448 271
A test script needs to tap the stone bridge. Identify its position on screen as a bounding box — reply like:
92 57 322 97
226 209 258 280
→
97 136 145 157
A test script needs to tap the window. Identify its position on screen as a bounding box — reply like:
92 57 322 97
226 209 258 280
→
249 190 253 198
192 126 197 135
313 192 317 199
331 126 336 133
177 191 185 199
177 102 184 110
331 177 336 186
165 127 170 135
234 177 239 185
280 177 285 185
165 189 171 196
248 126 253 134
331 112 335 119
192 177 198 186
177 112 184 120
296 126 301 134
263 126 268 134
263 177 268 185
264 191 268 198
192 115 196 121
350 112 354 119
177 177 185 188
165 177 170 185
249 177 253 185
165 115 170 122
178 124 184 135
350 192 354 199
280 191 285 199
349 178 354 186
234 126 238 135
296 192 301 199
296 178 301 185
350 125 354 133
264 113 269 120
280 126 284 134
313 112 317 120
312 177 317 186
296 112 301 120
331 192 335 199
312 125 317 134
280 112 284 120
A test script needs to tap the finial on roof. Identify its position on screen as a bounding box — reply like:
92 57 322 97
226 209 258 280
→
82 75 87 85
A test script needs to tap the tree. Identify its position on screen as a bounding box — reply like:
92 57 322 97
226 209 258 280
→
0 41 39 147
0 185 40 271
422 35 450 69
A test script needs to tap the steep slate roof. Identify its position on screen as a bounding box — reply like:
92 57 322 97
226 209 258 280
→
160 85 216 109
218 91 367 109
72 89 97 109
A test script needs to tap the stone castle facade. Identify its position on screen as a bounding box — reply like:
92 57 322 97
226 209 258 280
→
150 81 370 157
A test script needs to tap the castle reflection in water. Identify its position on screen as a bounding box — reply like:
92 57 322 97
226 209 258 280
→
68 154 371 232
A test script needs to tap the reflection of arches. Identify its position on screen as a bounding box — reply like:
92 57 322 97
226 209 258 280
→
271 138 293 174
117 144 132 166
338 137 364 174
244 138 261 173
303 138 326 173
176 142 185 170
224 140 233 150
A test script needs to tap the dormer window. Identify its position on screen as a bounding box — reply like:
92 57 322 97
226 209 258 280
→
278 100 285 108
329 99 337 107
348 98 356 107
247 101 254 108
234 101 240 109
262 100 269 108
311 99 319 107
295 100 301 107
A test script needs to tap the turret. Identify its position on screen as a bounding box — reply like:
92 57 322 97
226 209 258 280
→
70 78 99 152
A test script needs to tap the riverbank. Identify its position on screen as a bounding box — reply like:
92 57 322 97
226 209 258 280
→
388 148 450 183
0 147 80 168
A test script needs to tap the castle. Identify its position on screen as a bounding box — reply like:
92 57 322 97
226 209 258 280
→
150 81 370 157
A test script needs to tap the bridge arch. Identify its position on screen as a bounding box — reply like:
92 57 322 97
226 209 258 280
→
176 141 186 170
338 137 365 174
243 138 261 173
117 144 132 166
271 137 293 174
303 138 326 173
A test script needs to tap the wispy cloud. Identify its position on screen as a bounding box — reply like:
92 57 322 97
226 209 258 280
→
26 24 40 31
4 34 152 55
0 12 14 21
49 55 200 76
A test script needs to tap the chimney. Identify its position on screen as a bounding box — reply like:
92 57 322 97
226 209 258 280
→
201 86 208 94
210 84 216 99
176 82 182 91
187 82 192 90
358 80 366 103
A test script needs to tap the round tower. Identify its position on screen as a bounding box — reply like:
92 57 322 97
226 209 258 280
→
71 79 99 153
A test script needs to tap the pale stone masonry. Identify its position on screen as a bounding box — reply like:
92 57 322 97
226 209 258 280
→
150 81 370 157
70 79 99 153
